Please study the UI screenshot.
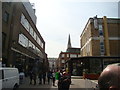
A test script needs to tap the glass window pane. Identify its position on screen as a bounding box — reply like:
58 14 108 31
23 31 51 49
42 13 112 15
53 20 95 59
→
3 11 9 22
21 13 29 32
70 54 77 58
34 32 36 40
61 54 64 58
99 30 103 36
30 25 33 36
67 54 69 57
99 25 103 30
61 60 65 63
18 34 28 47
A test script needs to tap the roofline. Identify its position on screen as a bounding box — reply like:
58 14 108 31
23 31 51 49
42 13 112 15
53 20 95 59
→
80 17 120 38
70 56 120 60
80 18 92 38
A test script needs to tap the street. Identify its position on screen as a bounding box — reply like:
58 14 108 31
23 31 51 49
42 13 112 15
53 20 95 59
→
19 77 98 90
2 1 120 90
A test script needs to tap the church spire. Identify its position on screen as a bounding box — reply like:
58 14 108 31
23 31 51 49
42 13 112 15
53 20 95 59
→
67 34 72 49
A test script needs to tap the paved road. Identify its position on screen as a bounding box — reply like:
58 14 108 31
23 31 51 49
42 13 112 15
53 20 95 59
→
19 77 98 90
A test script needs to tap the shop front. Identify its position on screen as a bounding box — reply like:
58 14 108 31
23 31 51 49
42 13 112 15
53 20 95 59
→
66 56 120 78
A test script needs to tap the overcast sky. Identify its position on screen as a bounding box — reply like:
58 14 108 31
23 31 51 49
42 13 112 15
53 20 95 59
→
29 0 119 58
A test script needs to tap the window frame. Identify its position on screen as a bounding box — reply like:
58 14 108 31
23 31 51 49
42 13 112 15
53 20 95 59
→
3 11 9 23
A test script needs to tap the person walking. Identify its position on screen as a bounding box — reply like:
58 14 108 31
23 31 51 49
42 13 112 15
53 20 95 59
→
38 71 42 84
33 72 37 85
56 70 63 89
47 71 52 84
55 70 60 86
19 71 25 84
29 71 33 84
42 72 46 84
52 71 56 86
61 71 71 90
58 71 71 90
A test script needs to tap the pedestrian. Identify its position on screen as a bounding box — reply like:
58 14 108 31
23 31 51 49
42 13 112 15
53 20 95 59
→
47 71 52 84
52 71 56 86
29 71 33 84
38 71 42 84
55 70 61 86
58 71 71 90
42 72 46 84
19 71 25 84
57 70 64 89
98 64 120 90
32 72 37 85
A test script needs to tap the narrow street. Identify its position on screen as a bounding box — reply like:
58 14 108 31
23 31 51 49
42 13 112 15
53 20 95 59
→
1 1 120 90
19 77 98 90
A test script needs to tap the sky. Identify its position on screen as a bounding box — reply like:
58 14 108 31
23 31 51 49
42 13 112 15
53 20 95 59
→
29 0 119 58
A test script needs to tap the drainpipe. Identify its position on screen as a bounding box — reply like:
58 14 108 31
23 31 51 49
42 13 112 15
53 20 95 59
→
103 16 110 56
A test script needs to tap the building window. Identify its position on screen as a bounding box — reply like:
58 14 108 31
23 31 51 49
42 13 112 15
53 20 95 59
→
99 25 103 36
21 14 25 25
78 55 81 57
21 14 29 31
100 40 105 55
20 13 44 49
36 36 43 48
29 25 34 36
24 19 29 31
36 47 40 53
99 30 103 36
41 43 44 48
67 54 69 57
70 54 77 58
61 60 65 63
100 49 104 53
100 49 105 55
98 25 103 30
61 54 65 58
3 11 9 23
100 42 104 45
18 34 28 47
28 40 34 48
33 32 36 40
37 37 40 45
100 42 104 46
36 47 43 57
33 44 35 50
100 45 104 50
28 40 36 50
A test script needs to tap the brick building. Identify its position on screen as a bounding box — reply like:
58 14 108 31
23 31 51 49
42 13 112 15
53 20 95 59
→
2 2 48 73
80 16 120 57
67 16 120 76
57 35 80 70
48 58 57 71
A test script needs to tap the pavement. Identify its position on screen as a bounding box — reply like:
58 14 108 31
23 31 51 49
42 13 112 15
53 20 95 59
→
19 77 57 89
19 76 98 90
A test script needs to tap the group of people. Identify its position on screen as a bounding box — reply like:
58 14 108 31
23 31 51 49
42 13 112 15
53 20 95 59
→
29 71 49 85
28 64 120 90
28 69 71 89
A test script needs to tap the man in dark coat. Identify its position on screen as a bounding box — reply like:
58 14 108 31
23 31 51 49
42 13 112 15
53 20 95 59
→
58 71 71 90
